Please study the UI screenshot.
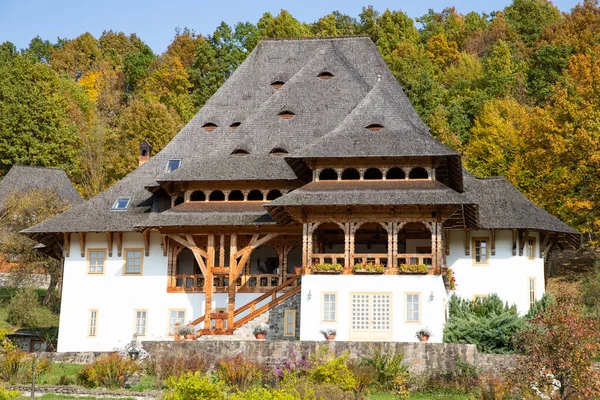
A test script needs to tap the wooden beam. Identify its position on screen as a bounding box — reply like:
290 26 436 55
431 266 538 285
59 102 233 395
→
143 231 150 257
464 230 470 256
115 232 123 257
491 229 496 256
106 232 113 257
219 234 225 268
540 233 550 258
63 233 71 258
204 234 215 330
167 234 208 259
543 236 556 258
512 229 517 256
228 234 237 331
79 232 86 258
518 229 529 256
444 229 450 256
162 235 168 257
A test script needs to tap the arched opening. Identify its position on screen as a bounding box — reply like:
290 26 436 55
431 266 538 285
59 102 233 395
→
366 124 384 132
386 167 406 180
231 149 249 156
269 147 288 156
174 196 184 206
250 245 279 275
318 71 334 79
341 168 360 180
266 189 282 201
319 168 337 181
312 223 345 266
209 190 225 201
202 123 218 131
409 167 429 179
228 190 244 201
176 248 202 288
247 190 263 201
397 222 432 267
190 190 206 201
354 222 388 266
364 168 383 180
287 246 302 274
278 110 295 119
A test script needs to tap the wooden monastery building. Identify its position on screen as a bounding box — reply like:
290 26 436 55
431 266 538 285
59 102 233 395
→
24 37 579 351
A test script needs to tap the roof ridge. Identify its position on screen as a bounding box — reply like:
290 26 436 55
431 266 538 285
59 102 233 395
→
9 164 66 172
260 36 372 42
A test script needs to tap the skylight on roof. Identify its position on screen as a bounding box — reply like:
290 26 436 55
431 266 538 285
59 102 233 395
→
166 159 181 173
366 124 384 132
112 197 131 210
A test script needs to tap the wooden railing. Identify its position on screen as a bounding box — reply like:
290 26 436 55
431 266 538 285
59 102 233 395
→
353 253 388 265
311 253 345 266
395 253 433 267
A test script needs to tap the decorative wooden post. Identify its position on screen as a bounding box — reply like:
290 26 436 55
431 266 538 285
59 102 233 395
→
302 223 308 267
349 222 356 266
228 234 237 331
387 222 394 267
204 234 215 330
434 223 443 269
344 222 351 267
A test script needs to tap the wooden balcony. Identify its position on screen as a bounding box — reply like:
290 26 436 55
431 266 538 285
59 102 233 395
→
168 273 298 293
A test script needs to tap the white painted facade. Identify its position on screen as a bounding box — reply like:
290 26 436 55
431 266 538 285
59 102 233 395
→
58 229 545 351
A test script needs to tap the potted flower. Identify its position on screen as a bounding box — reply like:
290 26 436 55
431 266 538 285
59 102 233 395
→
416 328 431 342
398 263 429 274
320 328 337 341
311 263 343 274
253 323 269 340
443 267 457 291
352 262 385 274
177 324 196 341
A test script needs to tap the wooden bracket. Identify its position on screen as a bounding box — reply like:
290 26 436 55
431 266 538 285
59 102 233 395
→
464 230 470 256
106 232 113 257
115 232 123 257
143 231 150 257
79 232 86 257
512 229 517 256
162 235 168 257
63 233 71 258
540 233 550 258
491 230 496 256
518 229 529 256
543 235 556 258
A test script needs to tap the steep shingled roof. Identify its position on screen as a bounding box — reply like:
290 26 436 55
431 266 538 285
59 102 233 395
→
0 165 83 208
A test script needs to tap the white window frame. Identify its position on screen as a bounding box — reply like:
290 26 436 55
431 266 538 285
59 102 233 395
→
166 159 182 173
405 292 421 323
321 292 337 322
112 197 131 210
88 310 98 337
87 249 106 275
124 248 143 275
283 310 296 337
134 310 147 336
528 277 536 308
168 309 186 336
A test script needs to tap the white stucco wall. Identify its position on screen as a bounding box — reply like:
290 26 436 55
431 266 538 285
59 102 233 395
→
446 229 544 314
299 274 447 343
58 232 263 352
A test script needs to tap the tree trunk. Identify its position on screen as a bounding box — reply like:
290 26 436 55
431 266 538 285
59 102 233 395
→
42 272 58 306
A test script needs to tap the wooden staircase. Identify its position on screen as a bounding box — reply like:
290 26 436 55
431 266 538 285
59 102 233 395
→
190 275 301 336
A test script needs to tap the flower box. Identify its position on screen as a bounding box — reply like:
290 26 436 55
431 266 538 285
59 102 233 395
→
311 263 343 274
352 262 385 274
398 263 429 275
312 270 342 275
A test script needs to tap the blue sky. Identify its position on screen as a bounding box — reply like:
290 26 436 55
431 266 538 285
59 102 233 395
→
0 0 583 54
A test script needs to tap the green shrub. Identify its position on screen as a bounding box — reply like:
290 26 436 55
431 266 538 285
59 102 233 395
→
75 353 138 388
216 354 262 391
360 348 408 390
443 294 524 353
6 288 58 328
229 387 297 400
308 353 357 392
0 348 29 384
57 374 74 385
0 386 19 400
162 372 226 400
144 351 209 388
280 374 348 400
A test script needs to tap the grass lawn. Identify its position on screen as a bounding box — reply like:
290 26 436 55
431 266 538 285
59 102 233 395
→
37 363 83 385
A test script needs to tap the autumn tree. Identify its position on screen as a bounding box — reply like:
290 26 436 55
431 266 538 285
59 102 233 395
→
514 293 600 398
0 188 72 305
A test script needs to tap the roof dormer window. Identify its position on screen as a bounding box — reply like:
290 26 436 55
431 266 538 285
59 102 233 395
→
271 80 285 89
318 71 334 79
269 147 288 156
366 124 384 132
166 159 181 173
112 197 131 210
202 123 218 131
279 110 295 119
230 122 241 130
231 149 249 156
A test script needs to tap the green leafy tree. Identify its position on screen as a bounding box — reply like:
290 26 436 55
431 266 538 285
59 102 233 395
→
505 0 561 47
526 44 572 104
257 10 310 38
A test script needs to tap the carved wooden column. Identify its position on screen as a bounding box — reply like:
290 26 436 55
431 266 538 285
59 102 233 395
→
307 223 315 265
433 222 443 269
302 223 308 267
219 234 225 267
204 234 215 330
392 222 399 267
349 222 356 266
344 222 351 267
227 233 237 330
387 222 394 267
